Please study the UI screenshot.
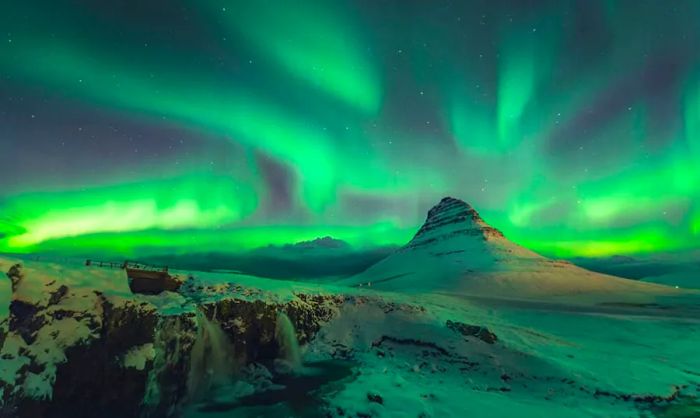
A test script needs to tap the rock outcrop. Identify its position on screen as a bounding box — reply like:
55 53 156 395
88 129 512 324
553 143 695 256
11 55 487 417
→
446 320 498 344
408 197 504 250
0 253 694 418
0 262 346 418
6 264 23 293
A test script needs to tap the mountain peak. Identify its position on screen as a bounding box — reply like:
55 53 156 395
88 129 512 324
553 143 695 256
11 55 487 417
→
430 196 483 221
291 236 350 250
408 197 503 249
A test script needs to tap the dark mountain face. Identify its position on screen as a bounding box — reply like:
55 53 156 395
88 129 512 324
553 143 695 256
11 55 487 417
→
407 197 505 250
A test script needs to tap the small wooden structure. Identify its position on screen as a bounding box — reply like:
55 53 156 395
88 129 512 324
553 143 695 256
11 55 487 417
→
85 259 123 269
86 259 181 295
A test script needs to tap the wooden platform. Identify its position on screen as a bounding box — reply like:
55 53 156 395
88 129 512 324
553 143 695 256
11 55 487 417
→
126 267 181 295
86 259 181 295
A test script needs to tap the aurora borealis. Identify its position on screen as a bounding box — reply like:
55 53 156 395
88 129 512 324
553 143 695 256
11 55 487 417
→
1 1 699 258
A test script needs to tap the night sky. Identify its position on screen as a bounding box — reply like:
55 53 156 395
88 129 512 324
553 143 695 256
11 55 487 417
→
1 0 699 258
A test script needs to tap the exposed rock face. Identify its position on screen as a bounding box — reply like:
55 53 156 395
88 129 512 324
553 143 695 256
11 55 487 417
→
446 320 498 344
375 196 539 264
0 263 346 418
197 293 344 367
26 298 161 418
8 300 42 345
6 264 23 293
0 320 6 350
408 197 504 250
0 255 694 418
144 314 198 417
0 275 166 418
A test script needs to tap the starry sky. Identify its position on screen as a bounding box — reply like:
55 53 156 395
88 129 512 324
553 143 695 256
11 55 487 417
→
1 0 699 258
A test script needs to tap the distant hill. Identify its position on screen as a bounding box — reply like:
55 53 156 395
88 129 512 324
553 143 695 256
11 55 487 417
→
570 252 699 289
141 238 395 280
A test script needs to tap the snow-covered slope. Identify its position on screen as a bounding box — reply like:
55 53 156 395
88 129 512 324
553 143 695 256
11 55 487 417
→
642 269 700 289
2 254 699 417
342 197 677 302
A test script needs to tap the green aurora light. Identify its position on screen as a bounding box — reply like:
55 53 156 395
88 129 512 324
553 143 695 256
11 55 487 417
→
0 0 699 258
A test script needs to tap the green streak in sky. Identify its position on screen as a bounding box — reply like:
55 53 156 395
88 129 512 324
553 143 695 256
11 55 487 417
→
685 76 700 160
4 223 414 257
4 41 345 211
449 93 498 155
498 38 535 149
1 175 258 249
209 0 380 113
684 76 700 239
1 1 699 259
515 227 681 258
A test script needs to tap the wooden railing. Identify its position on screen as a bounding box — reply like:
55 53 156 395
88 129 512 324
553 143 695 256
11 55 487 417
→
85 259 168 272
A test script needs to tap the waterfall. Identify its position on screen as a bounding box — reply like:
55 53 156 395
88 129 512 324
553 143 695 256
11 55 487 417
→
188 309 235 399
274 312 302 373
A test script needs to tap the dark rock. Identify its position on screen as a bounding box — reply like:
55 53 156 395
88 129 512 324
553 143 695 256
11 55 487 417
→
289 293 344 344
1 277 346 417
205 298 280 363
24 359 45 375
407 197 504 250
203 293 344 366
99 297 158 353
6 263 23 292
367 392 384 404
12 299 162 418
0 320 6 349
372 336 450 356
147 314 198 417
446 320 498 344
592 385 682 404
48 285 69 306
127 270 181 295
9 300 43 345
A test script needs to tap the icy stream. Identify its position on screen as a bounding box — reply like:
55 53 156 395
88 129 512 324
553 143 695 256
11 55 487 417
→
274 311 302 373
182 309 355 417
188 309 236 399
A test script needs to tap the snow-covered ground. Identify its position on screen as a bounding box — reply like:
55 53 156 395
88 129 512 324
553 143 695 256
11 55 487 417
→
642 269 700 290
1 199 698 417
2 253 699 417
307 290 700 417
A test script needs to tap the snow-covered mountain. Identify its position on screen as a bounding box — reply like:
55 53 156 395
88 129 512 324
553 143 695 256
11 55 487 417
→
342 197 675 302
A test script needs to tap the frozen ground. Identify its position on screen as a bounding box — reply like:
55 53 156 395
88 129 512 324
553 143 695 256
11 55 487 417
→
303 289 700 418
1 199 698 417
642 269 700 290
2 253 699 418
